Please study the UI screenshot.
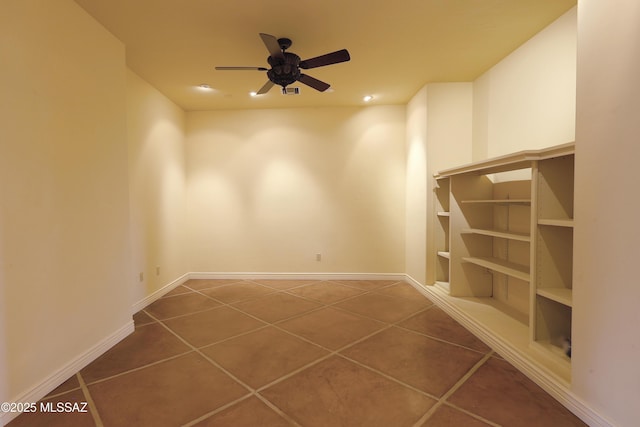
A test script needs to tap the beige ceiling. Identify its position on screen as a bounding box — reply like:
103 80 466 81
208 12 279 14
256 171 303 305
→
74 0 576 111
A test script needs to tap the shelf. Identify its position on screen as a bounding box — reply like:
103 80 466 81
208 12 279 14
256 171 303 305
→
537 288 573 307
435 142 575 177
462 256 530 282
462 199 531 205
437 211 450 217
538 218 574 228
437 251 450 260
461 228 531 242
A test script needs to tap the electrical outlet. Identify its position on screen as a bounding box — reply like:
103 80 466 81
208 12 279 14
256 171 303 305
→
156 266 160 276
139 272 144 282
316 253 322 262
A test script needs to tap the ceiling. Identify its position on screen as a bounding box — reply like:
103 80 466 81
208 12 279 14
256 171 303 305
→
74 0 576 111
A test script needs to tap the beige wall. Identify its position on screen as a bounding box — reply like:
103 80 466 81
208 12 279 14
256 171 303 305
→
573 1 640 425
186 106 406 274
405 87 429 284
127 70 188 304
473 7 577 159
0 0 132 404
405 83 473 286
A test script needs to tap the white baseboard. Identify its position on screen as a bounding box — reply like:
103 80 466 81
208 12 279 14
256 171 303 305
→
131 272 190 314
404 274 614 427
188 271 407 282
1 320 133 426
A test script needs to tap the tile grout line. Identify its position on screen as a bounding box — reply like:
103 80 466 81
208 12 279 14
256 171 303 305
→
40 386 83 401
253 325 393 394
411 351 499 427
180 395 253 427
254 304 448 400
82 350 195 387
438 401 502 427
140 280 495 426
170 281 490 404
140 309 307 427
167 283 428 423
392 321 491 356
143 311 257 395
147 304 310 427
163 281 454 404
76 372 104 427
252 393 304 427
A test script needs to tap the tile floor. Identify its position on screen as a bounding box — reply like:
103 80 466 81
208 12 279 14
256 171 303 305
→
8 279 586 427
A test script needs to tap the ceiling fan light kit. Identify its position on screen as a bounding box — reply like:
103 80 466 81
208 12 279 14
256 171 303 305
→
282 87 300 95
215 33 350 95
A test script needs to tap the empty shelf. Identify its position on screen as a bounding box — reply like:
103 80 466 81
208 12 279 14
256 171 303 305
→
461 199 531 205
461 228 531 242
537 288 573 307
462 257 530 282
538 218 574 228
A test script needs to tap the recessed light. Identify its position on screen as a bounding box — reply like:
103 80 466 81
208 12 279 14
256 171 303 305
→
363 95 374 102
197 84 213 90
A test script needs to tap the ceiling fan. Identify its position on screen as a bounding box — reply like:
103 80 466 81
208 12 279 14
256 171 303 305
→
215 33 351 94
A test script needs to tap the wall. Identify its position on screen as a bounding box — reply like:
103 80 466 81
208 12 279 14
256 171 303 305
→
405 87 429 284
186 106 406 274
573 1 640 425
127 70 188 306
473 7 577 159
425 84 474 285
0 0 132 411
405 83 473 286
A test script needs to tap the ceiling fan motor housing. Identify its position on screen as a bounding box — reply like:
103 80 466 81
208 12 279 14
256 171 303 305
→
267 52 301 87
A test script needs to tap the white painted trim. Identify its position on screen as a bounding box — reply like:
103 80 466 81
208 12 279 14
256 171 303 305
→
404 274 614 427
188 271 407 282
0 321 133 426
130 272 190 314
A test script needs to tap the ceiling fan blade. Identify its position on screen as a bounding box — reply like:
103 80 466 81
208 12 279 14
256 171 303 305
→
259 33 285 60
298 74 330 92
299 49 350 69
256 80 275 95
215 66 268 71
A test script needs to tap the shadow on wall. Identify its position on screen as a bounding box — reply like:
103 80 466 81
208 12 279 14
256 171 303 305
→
185 106 406 273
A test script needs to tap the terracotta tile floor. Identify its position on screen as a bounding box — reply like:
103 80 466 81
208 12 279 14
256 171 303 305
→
8 279 586 427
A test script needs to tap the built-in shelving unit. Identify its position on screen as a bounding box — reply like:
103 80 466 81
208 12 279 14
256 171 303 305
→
434 176 451 293
425 142 575 386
